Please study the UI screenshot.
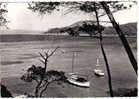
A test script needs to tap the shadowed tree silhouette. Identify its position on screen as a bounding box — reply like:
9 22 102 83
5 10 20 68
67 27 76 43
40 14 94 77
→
78 22 105 37
1 84 13 97
21 47 67 97
0 3 8 29
65 27 79 37
100 2 137 74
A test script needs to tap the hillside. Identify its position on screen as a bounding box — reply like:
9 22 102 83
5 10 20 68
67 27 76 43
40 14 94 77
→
45 20 105 36
102 22 137 36
45 20 137 36
45 20 104 33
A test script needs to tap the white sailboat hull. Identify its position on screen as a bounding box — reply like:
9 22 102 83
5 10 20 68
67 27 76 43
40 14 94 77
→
67 73 90 88
94 69 104 76
67 78 90 87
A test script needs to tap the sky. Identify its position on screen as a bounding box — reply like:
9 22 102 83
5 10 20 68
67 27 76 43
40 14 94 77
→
6 2 137 31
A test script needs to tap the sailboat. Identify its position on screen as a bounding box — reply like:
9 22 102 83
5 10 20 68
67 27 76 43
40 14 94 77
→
94 58 104 76
67 51 90 88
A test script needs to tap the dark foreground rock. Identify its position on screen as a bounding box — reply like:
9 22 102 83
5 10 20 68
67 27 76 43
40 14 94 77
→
1 84 13 97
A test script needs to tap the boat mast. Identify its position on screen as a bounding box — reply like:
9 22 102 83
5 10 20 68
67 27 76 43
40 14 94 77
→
71 50 81 73
72 51 75 73
96 58 100 66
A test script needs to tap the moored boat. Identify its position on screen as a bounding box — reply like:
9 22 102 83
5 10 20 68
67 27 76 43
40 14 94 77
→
67 73 90 88
94 58 104 77
94 69 104 76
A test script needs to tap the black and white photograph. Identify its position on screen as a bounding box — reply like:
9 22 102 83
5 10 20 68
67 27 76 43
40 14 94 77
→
0 0 137 97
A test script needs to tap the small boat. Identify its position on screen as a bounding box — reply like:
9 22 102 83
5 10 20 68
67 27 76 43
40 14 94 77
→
67 73 90 88
94 58 104 77
94 69 104 76
66 51 90 88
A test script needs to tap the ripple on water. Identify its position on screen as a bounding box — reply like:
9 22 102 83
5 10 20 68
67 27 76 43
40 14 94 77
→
1 61 23 65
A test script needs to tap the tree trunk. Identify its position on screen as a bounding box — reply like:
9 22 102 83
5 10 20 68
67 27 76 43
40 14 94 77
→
100 2 137 75
93 3 114 97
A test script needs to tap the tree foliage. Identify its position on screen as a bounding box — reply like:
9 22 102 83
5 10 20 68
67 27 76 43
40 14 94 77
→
0 3 8 29
28 2 61 15
28 1 136 16
28 1 136 37
78 22 105 37
21 47 67 97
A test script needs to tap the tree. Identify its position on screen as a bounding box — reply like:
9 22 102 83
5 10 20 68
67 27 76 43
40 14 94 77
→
27 1 137 97
0 3 8 29
28 1 135 17
78 22 105 37
21 47 67 97
100 2 137 74
64 27 79 37
93 2 114 96
28 1 137 72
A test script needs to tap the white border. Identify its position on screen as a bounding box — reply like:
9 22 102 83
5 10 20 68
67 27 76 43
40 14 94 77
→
0 0 138 99
0 0 137 2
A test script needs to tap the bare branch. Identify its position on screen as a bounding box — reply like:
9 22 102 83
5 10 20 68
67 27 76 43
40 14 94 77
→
39 81 48 89
39 59 45 64
39 52 46 60
39 82 50 97
48 46 59 58
46 49 50 54
44 51 49 58
39 79 60 97
34 79 40 84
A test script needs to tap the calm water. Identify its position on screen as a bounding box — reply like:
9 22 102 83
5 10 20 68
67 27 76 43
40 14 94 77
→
0 35 137 97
